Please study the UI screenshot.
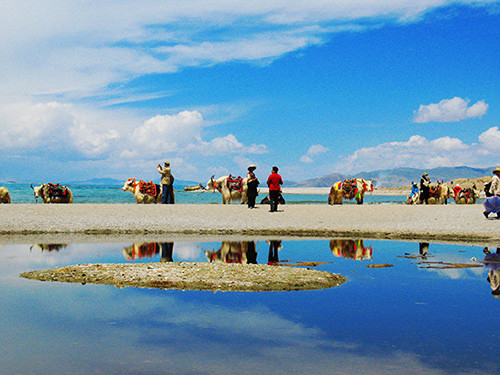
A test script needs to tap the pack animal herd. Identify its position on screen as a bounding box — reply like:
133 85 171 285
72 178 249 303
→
0 177 487 205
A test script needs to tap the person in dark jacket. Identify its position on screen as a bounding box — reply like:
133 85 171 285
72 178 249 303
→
246 165 259 208
267 166 283 212
419 172 431 204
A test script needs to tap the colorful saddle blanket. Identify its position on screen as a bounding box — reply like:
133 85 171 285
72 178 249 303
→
341 179 358 198
227 175 243 192
138 181 158 197
429 185 442 197
47 183 68 198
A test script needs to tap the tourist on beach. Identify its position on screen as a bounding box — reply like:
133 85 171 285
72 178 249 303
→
267 166 283 212
157 161 175 204
419 172 431 204
246 165 259 209
483 167 500 218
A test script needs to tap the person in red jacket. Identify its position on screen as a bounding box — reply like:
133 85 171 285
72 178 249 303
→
267 166 283 212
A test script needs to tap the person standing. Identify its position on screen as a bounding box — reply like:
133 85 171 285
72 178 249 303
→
267 166 283 212
483 167 500 218
419 172 431 204
157 161 175 204
246 165 259 208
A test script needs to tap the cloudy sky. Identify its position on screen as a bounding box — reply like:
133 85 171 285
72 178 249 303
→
1 1 498 183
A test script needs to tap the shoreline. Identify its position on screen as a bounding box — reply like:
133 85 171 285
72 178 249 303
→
0 203 498 245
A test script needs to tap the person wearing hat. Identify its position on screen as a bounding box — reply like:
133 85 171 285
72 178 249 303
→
157 161 175 204
419 172 431 204
483 167 500 218
267 166 283 212
246 165 259 209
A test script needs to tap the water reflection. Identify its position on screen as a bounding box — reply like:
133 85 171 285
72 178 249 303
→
267 240 282 265
205 241 258 264
10 239 499 374
329 239 373 261
160 242 174 263
122 242 160 260
419 242 429 259
483 247 500 298
30 243 67 252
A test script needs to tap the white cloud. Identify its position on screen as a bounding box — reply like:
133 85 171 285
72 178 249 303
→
338 128 499 173
0 100 122 159
0 1 497 98
478 126 500 151
124 110 268 159
413 97 489 123
300 144 329 163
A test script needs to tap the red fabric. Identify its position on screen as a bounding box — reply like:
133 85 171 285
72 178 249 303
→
267 172 283 191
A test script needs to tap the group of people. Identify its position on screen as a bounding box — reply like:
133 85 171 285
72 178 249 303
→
157 161 284 211
246 165 283 212
483 167 500 219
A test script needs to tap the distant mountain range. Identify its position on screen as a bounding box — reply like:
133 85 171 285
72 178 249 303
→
65 178 201 189
289 166 495 188
2 166 494 188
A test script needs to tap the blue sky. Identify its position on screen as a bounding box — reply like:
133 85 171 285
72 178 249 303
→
0 1 498 183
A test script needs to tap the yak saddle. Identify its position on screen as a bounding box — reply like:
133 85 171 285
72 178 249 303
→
227 175 243 192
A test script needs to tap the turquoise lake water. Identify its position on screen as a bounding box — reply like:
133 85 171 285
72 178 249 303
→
0 238 497 374
3 183 409 204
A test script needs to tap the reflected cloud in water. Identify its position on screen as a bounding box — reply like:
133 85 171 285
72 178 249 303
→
1 239 498 374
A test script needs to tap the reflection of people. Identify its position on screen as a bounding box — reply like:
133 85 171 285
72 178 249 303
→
419 172 431 204
157 161 175 204
246 165 259 209
483 167 500 219
267 240 282 265
160 242 174 262
483 247 500 298
244 241 258 264
419 242 429 259
267 166 283 212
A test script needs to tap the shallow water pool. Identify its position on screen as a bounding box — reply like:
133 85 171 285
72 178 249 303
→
0 238 497 374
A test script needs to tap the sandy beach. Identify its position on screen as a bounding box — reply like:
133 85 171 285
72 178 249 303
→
0 202 498 245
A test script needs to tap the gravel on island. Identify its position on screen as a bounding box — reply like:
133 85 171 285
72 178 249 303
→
20 262 347 292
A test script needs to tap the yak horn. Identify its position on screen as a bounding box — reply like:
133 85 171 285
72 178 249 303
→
30 184 34 190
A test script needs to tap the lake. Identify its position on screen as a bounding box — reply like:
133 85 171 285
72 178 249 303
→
0 238 497 374
3 182 410 204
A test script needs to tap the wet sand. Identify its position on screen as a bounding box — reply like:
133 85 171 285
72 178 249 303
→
0 203 498 245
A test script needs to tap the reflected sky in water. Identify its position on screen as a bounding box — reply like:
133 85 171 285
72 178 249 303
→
0 239 498 375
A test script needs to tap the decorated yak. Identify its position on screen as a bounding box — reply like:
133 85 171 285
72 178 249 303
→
121 178 163 204
205 241 257 264
122 242 160 261
0 187 11 203
30 243 68 252
424 183 451 205
206 175 248 204
328 178 374 205
452 184 479 204
31 183 73 203
330 239 373 261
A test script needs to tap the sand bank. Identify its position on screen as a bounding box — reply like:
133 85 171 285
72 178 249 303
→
0 203 498 245
21 262 347 292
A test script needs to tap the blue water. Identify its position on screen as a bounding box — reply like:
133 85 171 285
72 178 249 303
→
0 238 497 374
3 183 409 204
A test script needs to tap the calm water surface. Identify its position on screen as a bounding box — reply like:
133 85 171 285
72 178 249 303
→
3 182 409 204
0 238 498 374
